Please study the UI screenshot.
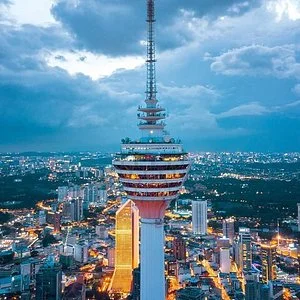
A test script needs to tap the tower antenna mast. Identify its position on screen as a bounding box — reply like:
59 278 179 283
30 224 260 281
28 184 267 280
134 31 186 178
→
138 0 165 136
146 0 157 103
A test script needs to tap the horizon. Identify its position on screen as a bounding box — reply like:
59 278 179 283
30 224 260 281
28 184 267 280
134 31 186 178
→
1 149 300 155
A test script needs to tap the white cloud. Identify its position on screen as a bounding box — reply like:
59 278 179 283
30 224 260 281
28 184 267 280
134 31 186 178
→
217 102 270 118
4 0 57 26
210 44 300 79
45 50 144 80
159 84 219 102
293 83 300 95
217 100 300 119
227 1 250 14
284 99 300 107
267 0 300 21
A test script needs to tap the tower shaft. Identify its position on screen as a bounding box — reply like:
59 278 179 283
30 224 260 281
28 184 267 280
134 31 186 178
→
140 219 165 300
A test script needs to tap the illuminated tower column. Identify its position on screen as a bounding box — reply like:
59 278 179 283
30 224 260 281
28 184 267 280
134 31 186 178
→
261 242 277 283
110 200 139 294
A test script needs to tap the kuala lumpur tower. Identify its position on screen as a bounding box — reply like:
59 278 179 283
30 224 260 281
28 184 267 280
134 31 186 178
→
113 0 190 299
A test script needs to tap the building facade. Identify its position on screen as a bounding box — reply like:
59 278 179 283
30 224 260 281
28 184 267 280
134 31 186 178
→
298 203 300 232
261 242 277 283
222 218 235 243
238 227 252 272
173 237 186 261
192 200 207 235
110 200 139 294
35 257 62 300
220 247 230 274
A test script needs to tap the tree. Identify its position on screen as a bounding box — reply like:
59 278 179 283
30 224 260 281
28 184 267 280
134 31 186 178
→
42 234 57 247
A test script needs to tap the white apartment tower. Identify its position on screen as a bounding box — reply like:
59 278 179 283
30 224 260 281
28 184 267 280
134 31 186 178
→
220 247 231 274
192 200 208 235
298 203 300 232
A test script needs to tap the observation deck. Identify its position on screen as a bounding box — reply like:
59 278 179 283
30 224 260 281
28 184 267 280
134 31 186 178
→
113 141 190 218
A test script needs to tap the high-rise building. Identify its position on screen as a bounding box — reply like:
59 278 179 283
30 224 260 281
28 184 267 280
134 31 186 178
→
53 212 61 233
245 278 259 300
83 183 107 206
62 198 83 222
83 184 94 205
110 200 139 294
73 198 83 221
167 261 177 276
39 210 46 226
68 185 81 199
223 218 235 243
60 253 74 269
99 187 107 204
20 258 41 292
58 186 68 202
192 200 207 235
35 256 62 300
238 228 252 272
74 241 88 264
96 225 108 239
112 1 190 299
173 237 186 261
220 247 230 274
261 241 277 283
62 201 73 221
217 237 230 250
259 284 271 300
298 203 300 232
245 275 273 300
107 247 115 268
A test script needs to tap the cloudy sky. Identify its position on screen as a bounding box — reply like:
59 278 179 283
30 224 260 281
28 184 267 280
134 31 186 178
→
0 0 300 152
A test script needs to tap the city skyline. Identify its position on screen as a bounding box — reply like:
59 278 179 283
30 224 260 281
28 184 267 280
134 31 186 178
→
1 0 300 152
0 151 299 298
0 1 300 298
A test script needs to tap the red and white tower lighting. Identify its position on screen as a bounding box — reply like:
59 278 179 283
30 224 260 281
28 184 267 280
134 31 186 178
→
113 1 190 299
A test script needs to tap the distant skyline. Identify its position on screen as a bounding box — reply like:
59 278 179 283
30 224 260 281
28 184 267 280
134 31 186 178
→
0 0 300 152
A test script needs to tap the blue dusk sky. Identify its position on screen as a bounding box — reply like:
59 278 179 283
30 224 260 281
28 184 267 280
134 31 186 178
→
0 0 300 152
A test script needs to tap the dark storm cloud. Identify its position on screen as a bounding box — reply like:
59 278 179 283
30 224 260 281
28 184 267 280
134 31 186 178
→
52 0 261 55
0 65 140 150
0 24 72 72
0 23 139 151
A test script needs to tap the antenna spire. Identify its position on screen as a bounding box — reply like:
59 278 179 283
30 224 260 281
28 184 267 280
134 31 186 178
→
137 0 166 137
146 0 157 103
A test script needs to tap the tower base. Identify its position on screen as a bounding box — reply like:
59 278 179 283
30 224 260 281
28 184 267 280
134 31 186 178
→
140 218 165 300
